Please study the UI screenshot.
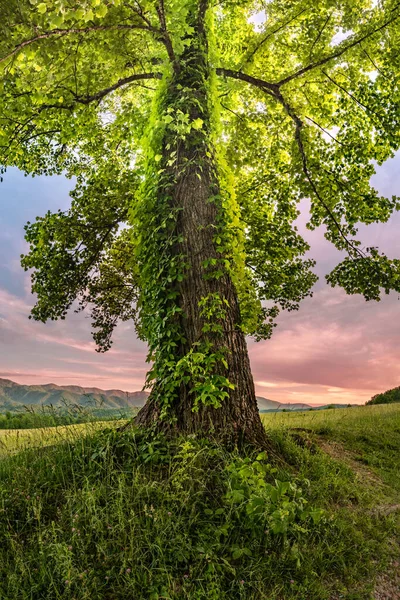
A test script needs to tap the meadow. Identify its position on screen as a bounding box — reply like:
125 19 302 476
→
0 404 399 599
262 404 400 497
0 420 121 455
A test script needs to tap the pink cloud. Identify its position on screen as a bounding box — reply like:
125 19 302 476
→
249 284 400 403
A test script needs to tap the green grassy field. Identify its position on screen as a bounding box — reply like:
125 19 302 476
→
263 403 400 498
0 404 398 599
0 420 121 455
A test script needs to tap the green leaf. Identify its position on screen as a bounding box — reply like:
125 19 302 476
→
37 3 47 13
96 4 108 18
192 118 203 130
50 14 64 28
84 8 94 21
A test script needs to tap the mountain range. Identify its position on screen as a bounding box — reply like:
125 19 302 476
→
0 378 316 412
0 378 148 410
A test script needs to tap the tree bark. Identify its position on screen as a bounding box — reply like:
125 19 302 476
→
135 1 267 448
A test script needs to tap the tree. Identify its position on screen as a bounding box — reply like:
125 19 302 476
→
1 0 400 446
367 386 400 405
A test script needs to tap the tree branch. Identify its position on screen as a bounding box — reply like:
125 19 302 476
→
308 13 332 60
216 68 278 95
242 7 309 67
275 6 400 87
155 0 178 70
274 90 365 259
72 72 161 104
198 0 209 25
214 64 364 258
361 46 388 79
220 102 245 121
129 1 158 30
305 115 345 146
0 24 160 65
322 70 383 124
37 72 160 111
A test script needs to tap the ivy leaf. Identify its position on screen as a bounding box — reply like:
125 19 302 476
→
96 5 108 18
192 118 203 130
84 8 94 22
50 14 64 28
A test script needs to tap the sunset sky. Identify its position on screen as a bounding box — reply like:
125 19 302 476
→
1 154 400 405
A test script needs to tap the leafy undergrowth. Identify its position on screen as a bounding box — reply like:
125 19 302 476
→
0 426 398 600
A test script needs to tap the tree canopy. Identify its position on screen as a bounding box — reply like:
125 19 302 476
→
1 0 400 437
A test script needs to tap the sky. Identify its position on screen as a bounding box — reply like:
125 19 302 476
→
1 156 400 405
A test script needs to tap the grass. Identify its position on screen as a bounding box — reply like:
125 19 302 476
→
0 421 120 455
262 403 400 497
0 405 398 599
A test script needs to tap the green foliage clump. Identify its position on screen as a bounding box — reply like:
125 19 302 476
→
0 411 72 430
0 427 396 599
367 386 400 406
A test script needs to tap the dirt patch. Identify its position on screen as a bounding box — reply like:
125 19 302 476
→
328 561 400 600
317 439 384 488
372 504 400 516
374 561 400 600
319 440 400 599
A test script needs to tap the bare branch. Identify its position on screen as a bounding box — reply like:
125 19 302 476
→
0 24 161 66
276 6 400 87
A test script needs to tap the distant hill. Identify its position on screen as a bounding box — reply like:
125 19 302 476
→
256 396 311 412
0 378 331 413
366 386 400 406
0 378 149 410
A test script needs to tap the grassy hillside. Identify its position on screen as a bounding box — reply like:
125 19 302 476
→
0 405 399 599
262 404 400 496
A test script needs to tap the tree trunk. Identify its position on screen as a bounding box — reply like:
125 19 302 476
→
134 1 267 448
